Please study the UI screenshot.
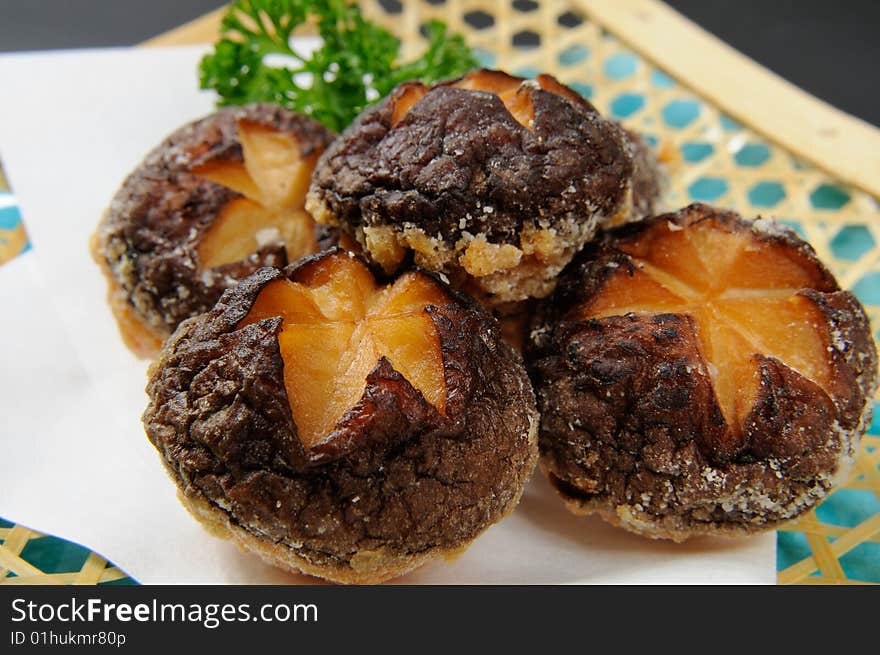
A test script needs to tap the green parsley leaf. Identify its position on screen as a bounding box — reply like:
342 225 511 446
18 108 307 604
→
199 0 477 132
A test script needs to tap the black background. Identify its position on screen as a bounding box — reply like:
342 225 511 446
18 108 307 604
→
0 1 877 126
0 586 875 650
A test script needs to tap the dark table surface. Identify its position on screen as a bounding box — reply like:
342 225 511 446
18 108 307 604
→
0 0 878 127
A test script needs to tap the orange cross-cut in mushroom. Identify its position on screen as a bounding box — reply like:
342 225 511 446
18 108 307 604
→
454 70 536 129
238 254 450 450
390 84 428 127
390 70 545 130
581 219 833 437
192 119 321 269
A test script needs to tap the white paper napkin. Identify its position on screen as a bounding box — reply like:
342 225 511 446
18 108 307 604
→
0 46 775 584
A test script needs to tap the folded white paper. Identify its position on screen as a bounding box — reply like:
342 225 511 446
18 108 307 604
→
0 46 775 584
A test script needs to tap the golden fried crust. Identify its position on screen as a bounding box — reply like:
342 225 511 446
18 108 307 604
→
143 250 539 583
526 203 878 540
93 104 335 357
90 228 165 358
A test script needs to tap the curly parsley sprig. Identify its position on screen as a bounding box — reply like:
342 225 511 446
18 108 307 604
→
199 0 477 132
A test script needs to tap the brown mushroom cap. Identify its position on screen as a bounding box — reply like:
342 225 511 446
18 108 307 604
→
526 203 878 540
621 127 667 219
92 103 335 357
306 69 645 308
143 249 538 583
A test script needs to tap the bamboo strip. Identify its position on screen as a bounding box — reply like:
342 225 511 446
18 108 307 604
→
2 525 35 556
73 552 109 586
575 0 880 199
0 546 44 579
1 568 127 586
140 6 227 48
778 519 880 544
779 513 880 583
804 532 846 580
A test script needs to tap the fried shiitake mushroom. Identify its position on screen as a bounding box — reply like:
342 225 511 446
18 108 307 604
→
526 203 877 540
143 249 538 583
92 104 335 357
307 69 659 309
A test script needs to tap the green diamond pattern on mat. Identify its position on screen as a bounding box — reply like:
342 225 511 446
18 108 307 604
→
814 489 880 528
0 199 23 230
777 532 812 571
603 51 637 79
514 65 540 79
569 82 593 99
839 544 880 583
852 272 880 305
747 181 786 207
810 183 851 210
1 523 138 585
610 92 645 118
734 143 771 167
719 114 742 131
680 141 714 163
688 176 728 201
650 69 675 89
661 99 700 128
830 226 875 261
559 44 589 66
473 48 496 68
778 220 807 239
19 536 90 575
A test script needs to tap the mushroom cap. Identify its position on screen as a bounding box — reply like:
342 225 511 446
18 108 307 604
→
143 250 538 582
307 70 640 307
93 103 334 355
526 203 878 540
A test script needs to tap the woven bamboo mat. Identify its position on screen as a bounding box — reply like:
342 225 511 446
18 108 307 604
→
0 519 132 585
2 0 879 584
0 160 28 263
